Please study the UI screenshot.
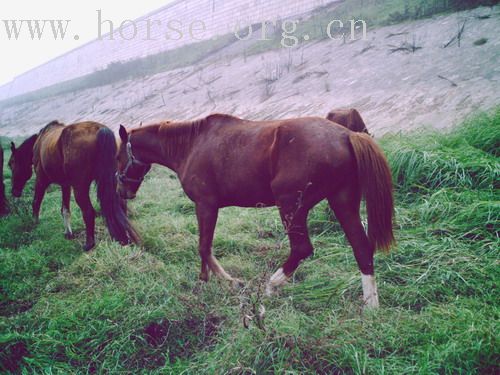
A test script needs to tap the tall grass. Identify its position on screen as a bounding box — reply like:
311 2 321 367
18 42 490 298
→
0 109 499 373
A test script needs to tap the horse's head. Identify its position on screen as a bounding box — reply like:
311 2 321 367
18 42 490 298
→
327 108 372 137
8 140 34 197
116 125 151 200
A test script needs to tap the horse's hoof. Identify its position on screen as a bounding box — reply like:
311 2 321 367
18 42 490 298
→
83 243 95 252
363 299 379 310
265 268 288 297
231 278 245 290
265 284 274 297
64 232 74 240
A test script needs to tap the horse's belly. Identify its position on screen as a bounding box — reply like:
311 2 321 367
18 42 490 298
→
218 183 275 208
219 194 276 208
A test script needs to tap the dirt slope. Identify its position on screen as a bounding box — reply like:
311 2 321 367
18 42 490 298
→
0 6 498 137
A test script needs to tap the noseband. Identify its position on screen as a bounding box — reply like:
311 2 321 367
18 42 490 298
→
117 142 150 185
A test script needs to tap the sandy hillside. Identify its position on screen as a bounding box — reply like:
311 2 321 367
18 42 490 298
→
0 6 499 137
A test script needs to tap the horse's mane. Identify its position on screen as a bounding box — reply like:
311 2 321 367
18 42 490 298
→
15 121 65 163
156 113 241 158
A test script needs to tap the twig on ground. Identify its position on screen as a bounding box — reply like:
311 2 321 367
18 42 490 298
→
437 75 458 87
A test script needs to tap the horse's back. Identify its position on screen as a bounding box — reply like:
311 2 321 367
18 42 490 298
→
270 117 356 194
36 121 106 183
60 122 107 180
203 114 354 177
34 124 66 180
185 115 355 206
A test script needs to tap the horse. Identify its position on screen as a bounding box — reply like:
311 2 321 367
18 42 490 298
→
116 114 394 307
326 108 371 135
0 144 8 216
8 121 139 251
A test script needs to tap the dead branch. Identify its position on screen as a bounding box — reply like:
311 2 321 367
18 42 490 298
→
437 75 458 87
386 31 409 39
443 19 467 48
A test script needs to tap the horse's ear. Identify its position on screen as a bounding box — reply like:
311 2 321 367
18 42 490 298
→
119 125 128 143
10 142 16 153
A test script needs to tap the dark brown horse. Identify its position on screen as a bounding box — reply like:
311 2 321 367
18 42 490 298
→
117 114 394 307
0 144 8 216
327 108 371 135
9 121 139 250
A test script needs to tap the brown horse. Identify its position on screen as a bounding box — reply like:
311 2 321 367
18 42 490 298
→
0 144 8 216
9 121 139 250
117 114 394 307
326 108 371 135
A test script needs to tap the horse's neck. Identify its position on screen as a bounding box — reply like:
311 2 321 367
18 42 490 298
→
160 121 203 172
22 134 38 164
132 120 203 172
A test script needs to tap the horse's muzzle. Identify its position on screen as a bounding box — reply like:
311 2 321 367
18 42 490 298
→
118 186 136 200
11 188 22 198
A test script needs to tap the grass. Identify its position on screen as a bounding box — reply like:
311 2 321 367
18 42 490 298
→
0 109 499 373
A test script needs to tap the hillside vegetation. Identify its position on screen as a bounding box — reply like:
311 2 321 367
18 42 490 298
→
1 0 496 108
0 109 499 373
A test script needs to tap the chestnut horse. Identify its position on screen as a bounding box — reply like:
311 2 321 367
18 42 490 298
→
117 114 394 307
9 121 139 250
0 144 8 216
327 108 370 135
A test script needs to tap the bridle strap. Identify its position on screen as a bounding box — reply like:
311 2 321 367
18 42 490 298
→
117 141 150 184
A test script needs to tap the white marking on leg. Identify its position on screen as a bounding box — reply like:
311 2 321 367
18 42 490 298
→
361 273 379 308
208 255 232 280
265 268 289 296
62 208 72 236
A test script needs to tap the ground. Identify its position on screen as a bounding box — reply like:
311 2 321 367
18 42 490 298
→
0 108 498 374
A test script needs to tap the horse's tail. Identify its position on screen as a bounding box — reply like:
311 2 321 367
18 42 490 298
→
95 127 140 245
349 133 395 252
0 144 8 216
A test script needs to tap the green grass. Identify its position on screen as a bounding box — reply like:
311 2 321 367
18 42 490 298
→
0 109 499 373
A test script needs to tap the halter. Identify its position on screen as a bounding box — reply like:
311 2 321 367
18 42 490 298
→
117 141 150 185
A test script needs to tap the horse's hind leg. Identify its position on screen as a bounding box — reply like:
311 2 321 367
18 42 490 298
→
266 197 313 296
328 190 379 308
61 185 73 239
73 183 96 251
195 203 240 286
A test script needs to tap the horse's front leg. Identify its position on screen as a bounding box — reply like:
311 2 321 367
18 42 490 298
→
32 177 50 223
196 203 241 286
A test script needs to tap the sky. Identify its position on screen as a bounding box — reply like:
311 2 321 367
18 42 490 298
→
0 1 174 86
